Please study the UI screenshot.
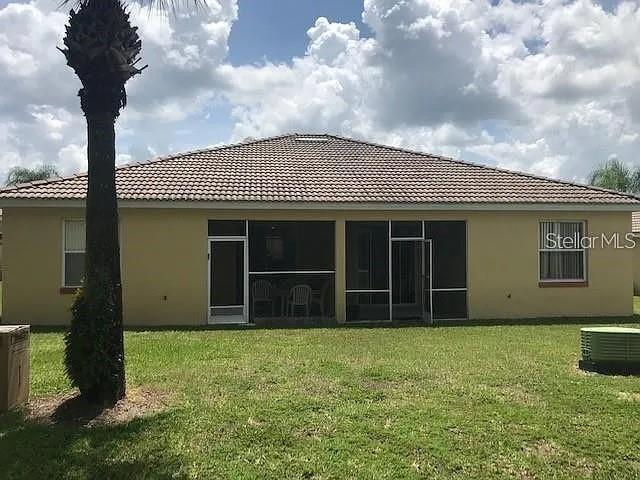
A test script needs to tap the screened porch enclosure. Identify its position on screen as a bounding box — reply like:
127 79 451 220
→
208 218 467 325
208 220 335 325
345 220 467 323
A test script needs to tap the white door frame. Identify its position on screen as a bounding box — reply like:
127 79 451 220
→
207 236 249 324
390 237 432 322
388 220 433 323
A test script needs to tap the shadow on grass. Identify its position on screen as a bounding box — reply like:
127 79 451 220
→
45 394 127 426
0 405 188 480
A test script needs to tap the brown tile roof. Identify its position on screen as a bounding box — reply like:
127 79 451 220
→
1 134 639 205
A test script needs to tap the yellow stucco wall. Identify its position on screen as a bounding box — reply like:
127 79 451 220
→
466 211 632 319
1 207 633 325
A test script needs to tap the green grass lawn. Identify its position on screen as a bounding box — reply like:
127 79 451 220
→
2 325 640 479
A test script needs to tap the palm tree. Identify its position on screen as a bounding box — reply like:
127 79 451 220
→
5 165 59 187
59 0 145 405
588 159 640 194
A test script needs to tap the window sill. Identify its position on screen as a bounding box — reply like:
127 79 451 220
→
538 281 588 288
60 287 80 295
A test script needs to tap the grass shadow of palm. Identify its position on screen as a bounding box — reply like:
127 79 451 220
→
49 394 114 426
0 404 189 479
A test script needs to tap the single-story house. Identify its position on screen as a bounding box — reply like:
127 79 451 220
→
0 134 638 326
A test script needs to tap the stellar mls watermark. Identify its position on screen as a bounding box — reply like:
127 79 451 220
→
543 232 637 249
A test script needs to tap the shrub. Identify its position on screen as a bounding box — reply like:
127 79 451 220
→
64 286 125 405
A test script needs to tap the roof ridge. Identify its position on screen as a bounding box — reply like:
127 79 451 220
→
0 133 297 194
325 133 640 202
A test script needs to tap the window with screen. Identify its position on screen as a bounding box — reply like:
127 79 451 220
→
539 221 586 282
63 219 85 287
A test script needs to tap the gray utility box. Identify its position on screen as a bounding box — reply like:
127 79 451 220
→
0 325 30 412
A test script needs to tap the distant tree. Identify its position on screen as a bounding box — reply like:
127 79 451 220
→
5 165 59 187
588 159 640 194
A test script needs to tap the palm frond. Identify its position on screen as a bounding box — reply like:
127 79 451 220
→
588 158 634 193
58 0 208 14
630 168 640 194
60 0 147 114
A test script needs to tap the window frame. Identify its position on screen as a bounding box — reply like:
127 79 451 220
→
61 218 86 289
538 220 588 285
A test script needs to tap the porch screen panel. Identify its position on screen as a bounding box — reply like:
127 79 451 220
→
391 221 422 238
431 291 467 319
210 241 244 306
424 221 467 320
346 292 390 322
249 273 335 319
392 241 422 304
208 220 246 236
248 221 335 322
424 221 466 289
391 240 424 321
249 221 334 272
345 221 389 290
345 221 390 322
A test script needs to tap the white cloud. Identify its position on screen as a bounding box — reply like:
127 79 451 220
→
0 0 237 183
306 17 361 64
28 106 73 141
57 143 87 175
220 0 640 182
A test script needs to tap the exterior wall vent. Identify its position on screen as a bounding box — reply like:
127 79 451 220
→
579 327 640 374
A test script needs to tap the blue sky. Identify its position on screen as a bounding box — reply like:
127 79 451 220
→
228 0 370 65
193 0 372 153
0 0 639 183
167 0 372 153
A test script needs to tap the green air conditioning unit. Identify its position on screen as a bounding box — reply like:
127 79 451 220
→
579 327 640 375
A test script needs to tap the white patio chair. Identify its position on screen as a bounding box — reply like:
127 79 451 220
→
287 284 312 318
251 279 274 317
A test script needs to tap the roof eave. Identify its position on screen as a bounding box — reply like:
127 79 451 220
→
0 198 638 211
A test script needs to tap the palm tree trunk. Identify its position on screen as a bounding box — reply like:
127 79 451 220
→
60 0 143 406
83 111 125 403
